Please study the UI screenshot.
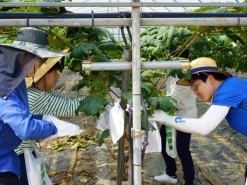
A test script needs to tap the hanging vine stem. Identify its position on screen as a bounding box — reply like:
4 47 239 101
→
169 34 199 61
97 75 120 105
156 34 199 91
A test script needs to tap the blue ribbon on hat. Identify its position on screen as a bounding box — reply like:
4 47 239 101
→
191 66 218 74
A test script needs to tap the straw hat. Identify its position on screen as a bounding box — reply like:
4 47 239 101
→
25 48 70 88
0 27 67 58
176 57 232 86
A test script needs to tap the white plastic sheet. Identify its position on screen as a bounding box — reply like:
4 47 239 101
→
24 147 52 185
143 121 162 153
96 104 111 131
109 99 125 144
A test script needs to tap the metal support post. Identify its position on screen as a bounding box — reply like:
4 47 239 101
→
132 1 142 184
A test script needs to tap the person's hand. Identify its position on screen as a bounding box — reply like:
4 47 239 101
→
43 115 57 121
43 115 82 138
148 109 169 123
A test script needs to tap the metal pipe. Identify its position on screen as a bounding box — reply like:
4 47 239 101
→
132 1 142 184
0 12 131 19
0 18 130 27
1 17 247 27
2 12 247 19
81 61 190 71
0 2 246 8
141 17 247 26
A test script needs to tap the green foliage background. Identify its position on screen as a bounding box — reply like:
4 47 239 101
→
1 2 247 145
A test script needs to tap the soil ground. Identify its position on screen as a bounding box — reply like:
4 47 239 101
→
38 68 247 185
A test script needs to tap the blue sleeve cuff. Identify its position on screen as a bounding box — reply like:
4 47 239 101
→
32 114 43 120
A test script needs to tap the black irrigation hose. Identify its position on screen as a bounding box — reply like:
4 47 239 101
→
126 26 132 45
120 26 128 46
1 12 247 19
127 103 134 185
141 93 149 164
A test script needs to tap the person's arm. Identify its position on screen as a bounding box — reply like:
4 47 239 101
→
28 87 84 116
149 105 230 135
0 92 57 140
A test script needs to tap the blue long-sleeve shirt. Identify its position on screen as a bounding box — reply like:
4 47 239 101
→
0 80 57 176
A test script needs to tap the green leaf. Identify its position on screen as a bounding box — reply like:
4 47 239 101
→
166 69 191 80
141 70 154 78
121 92 132 101
72 43 98 58
141 81 154 93
213 7 229 13
98 129 110 146
41 7 60 14
190 40 211 51
166 27 176 48
147 97 158 108
227 34 245 45
184 71 192 81
75 95 105 116
176 27 192 40
140 29 148 37
71 78 88 91
146 96 177 112
0 37 8 43
149 27 159 36
98 43 117 50
141 70 165 78
87 27 116 43
159 96 177 112
156 26 170 40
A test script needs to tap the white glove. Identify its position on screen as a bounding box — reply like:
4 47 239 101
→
148 110 170 124
43 115 83 138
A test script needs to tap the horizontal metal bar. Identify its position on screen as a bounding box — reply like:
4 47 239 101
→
0 2 246 8
1 17 247 27
81 61 190 71
1 12 247 19
0 18 130 27
141 17 247 26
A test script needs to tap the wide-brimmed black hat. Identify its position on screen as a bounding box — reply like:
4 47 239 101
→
177 57 232 86
0 27 68 98
0 27 67 58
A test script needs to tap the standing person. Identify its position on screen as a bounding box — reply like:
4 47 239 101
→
154 76 197 185
17 50 85 185
24 49 84 116
0 27 67 185
9 32 83 185
149 57 247 183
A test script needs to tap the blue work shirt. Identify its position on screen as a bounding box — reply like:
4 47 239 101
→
0 80 57 176
213 77 247 137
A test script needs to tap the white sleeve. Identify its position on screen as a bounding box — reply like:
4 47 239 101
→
166 105 230 135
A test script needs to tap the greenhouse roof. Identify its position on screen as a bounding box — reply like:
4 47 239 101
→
66 0 245 14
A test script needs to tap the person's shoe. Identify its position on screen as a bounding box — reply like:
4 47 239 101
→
154 173 178 183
